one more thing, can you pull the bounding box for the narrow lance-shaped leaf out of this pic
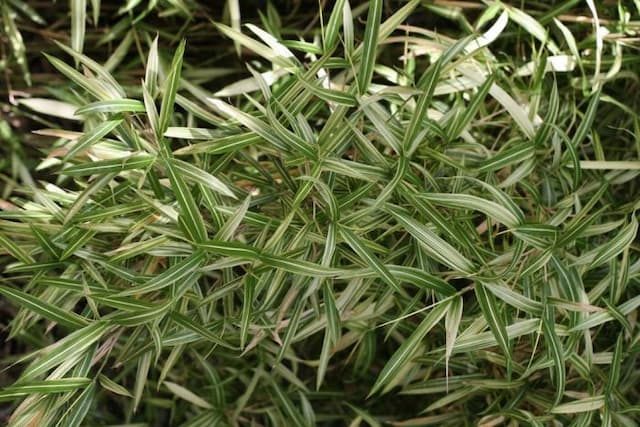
[52,40,124,96]
[117,250,206,296]
[542,304,565,406]
[477,142,535,173]
[62,154,155,176]
[21,322,109,381]
[170,312,234,349]
[30,226,62,259]
[404,59,442,154]
[571,88,601,149]
[240,275,255,349]
[54,381,96,427]
[164,381,212,409]
[323,0,346,51]
[339,227,403,294]
[445,296,463,388]
[213,22,295,69]
[387,206,475,274]
[534,78,559,146]
[158,39,186,141]
[420,193,521,228]
[133,351,152,413]
[145,35,159,96]
[475,282,512,378]
[71,0,86,59]
[356,0,382,95]
[0,232,34,264]
[550,396,605,414]
[271,381,307,427]
[163,158,208,243]
[0,286,89,329]
[108,300,172,326]
[448,74,495,140]
[98,374,132,398]
[75,99,146,115]
[590,215,637,268]
[0,378,91,402]
[63,119,122,162]
[370,299,451,395]
[171,158,236,199]
[43,53,111,100]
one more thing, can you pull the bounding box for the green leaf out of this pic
[213,22,295,69]
[542,304,565,406]
[475,282,511,377]
[0,286,89,329]
[98,374,132,397]
[570,87,601,150]
[550,396,605,414]
[444,296,463,381]
[0,232,34,264]
[158,39,186,139]
[62,154,155,176]
[356,0,382,94]
[387,206,475,274]
[0,378,91,402]
[171,158,236,199]
[339,227,403,294]
[170,312,233,349]
[477,142,535,173]
[296,75,357,107]
[30,226,62,259]
[71,0,86,58]
[370,299,451,395]
[403,59,442,153]
[448,74,495,141]
[163,158,208,243]
[117,250,206,296]
[323,0,346,51]
[260,253,343,277]
[271,382,307,427]
[75,99,146,115]
[63,119,122,161]
[144,35,159,96]
[164,381,213,409]
[21,322,109,381]
[240,274,255,349]
[419,193,521,228]
[55,381,96,427]
[590,215,637,268]
[199,240,261,259]
[173,132,261,156]
[108,300,172,326]
[133,351,152,413]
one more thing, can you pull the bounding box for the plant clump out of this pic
[0,1,639,426]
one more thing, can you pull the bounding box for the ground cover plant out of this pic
[1,0,640,425]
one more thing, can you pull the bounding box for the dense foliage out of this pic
[1,1,639,425]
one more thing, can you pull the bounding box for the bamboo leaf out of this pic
[370,299,451,395]
[164,381,212,409]
[63,119,122,161]
[164,157,208,243]
[75,99,146,115]
[475,282,512,377]
[0,286,89,329]
[550,396,605,414]
[356,0,382,95]
[339,227,403,293]
[0,378,91,402]
[158,39,186,139]
[21,322,109,381]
